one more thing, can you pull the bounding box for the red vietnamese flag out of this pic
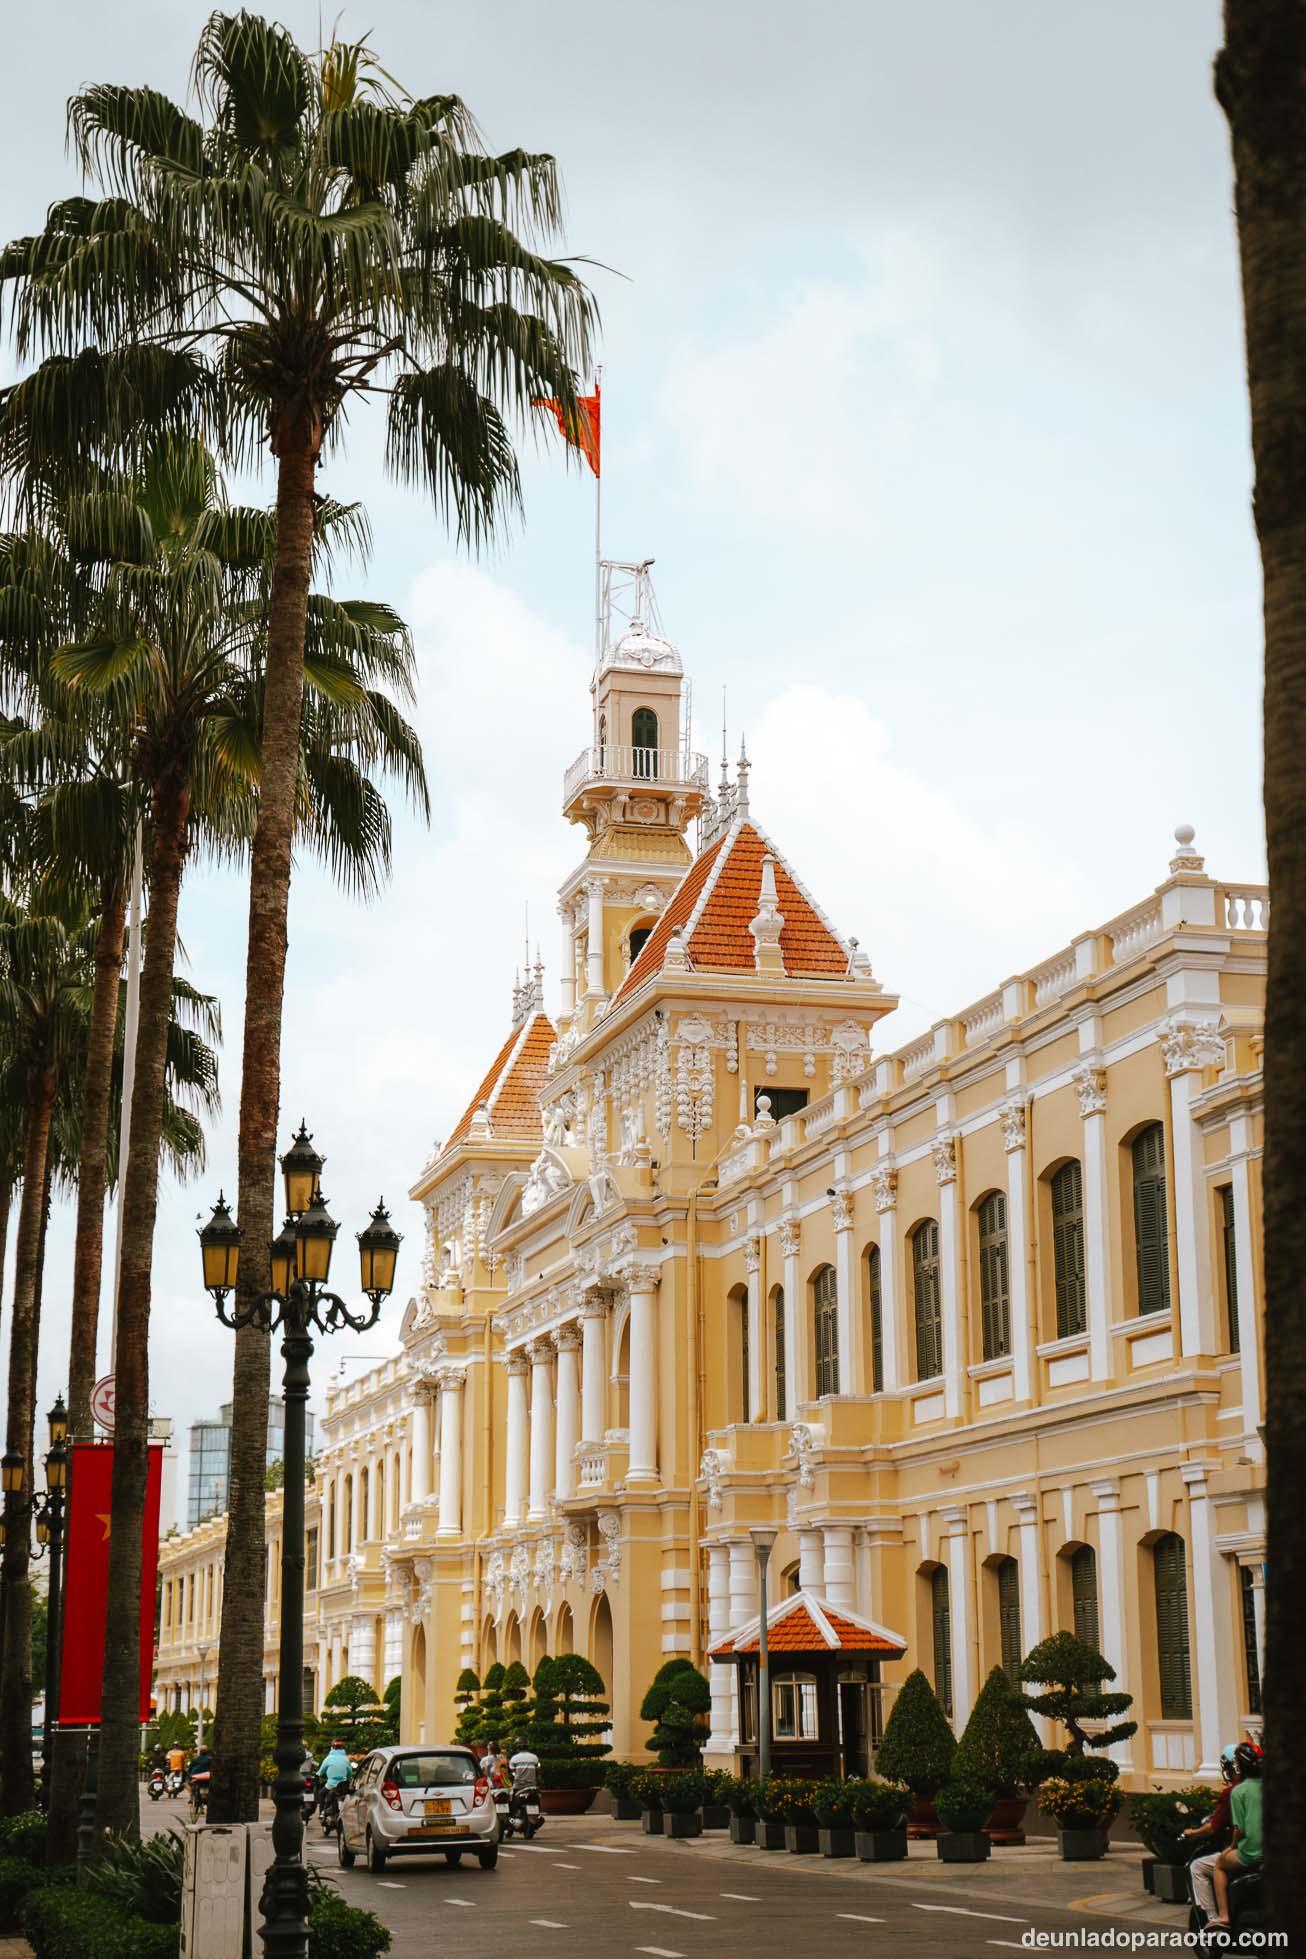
[533,382,600,476]
[59,1441,163,1724]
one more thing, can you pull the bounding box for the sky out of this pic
[0,0,1264,1517]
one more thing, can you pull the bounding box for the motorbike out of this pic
[301,1771,318,1827]
[505,1775,543,1840]
[147,1767,166,1802]
[1188,1863,1266,1953]
[165,1769,184,1798]
[318,1782,343,1837]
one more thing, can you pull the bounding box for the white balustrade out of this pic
[1222,887,1270,931]
[961,991,1003,1046]
[1031,948,1077,1008]
[1106,898,1164,965]
[563,744,710,802]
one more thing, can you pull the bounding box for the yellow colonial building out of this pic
[159,589,1267,1790]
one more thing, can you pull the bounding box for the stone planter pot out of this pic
[1058,1825,1108,1861]
[938,1831,992,1863]
[818,1826,856,1859]
[641,1809,665,1835]
[539,1787,597,1816]
[700,1804,730,1831]
[784,1823,820,1854]
[986,1795,1028,1845]
[664,1811,703,1838]
[612,1795,642,1821]
[756,1818,788,1850]
[1152,1863,1190,1905]
[855,1828,908,1862]
[728,1814,756,1844]
[907,1798,942,1840]
[1141,1856,1156,1894]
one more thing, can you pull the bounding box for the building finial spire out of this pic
[736,735,750,818]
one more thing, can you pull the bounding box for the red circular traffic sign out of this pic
[91,1374,116,1432]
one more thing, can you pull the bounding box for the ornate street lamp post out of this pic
[200,1124,400,1959]
[29,1398,70,1808]
[750,1527,777,1784]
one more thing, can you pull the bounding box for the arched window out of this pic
[632,707,658,775]
[912,1221,943,1382]
[1050,1161,1087,1337]
[1220,1185,1240,1353]
[1132,1124,1171,1315]
[813,1264,840,1397]
[867,1245,884,1393]
[774,1288,786,1420]
[1153,1533,1193,1720]
[628,924,652,964]
[996,1556,1022,1678]
[978,1191,1011,1360]
[930,1566,953,1714]
[1071,1545,1100,1648]
[730,1285,751,1423]
[597,713,607,764]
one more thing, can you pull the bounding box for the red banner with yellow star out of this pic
[58,1441,162,1723]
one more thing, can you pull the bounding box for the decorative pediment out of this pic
[521,1147,574,1218]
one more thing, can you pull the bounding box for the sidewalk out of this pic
[0,1936,34,1958]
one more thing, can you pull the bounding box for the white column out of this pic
[558,901,575,1017]
[1090,1479,1133,1771]
[585,876,607,997]
[504,1353,529,1528]
[1163,1019,1225,1356]
[1182,1462,1239,1776]
[780,1220,803,1408]
[798,1529,824,1592]
[1075,1066,1113,1380]
[943,1510,976,1727]
[1010,1493,1045,1652]
[384,1609,404,1682]
[854,1528,873,1616]
[872,1163,901,1391]
[579,1291,608,1442]
[706,1543,735,1752]
[349,1613,376,1684]
[554,1324,581,1501]
[528,1340,555,1519]
[436,1368,465,1538]
[626,1265,660,1484]
[823,1526,854,1607]
[744,1238,763,1419]
[935,1136,963,1419]
[409,1385,433,1504]
[1228,1120,1263,1447]
[728,1537,758,1630]
[369,1457,383,1540]
[1002,1102,1034,1400]
[347,1464,359,1554]
[832,1189,858,1394]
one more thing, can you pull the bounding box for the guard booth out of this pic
[711,1590,907,1781]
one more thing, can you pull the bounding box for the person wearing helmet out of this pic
[1193,1743,1263,1932]
[1183,1744,1241,1858]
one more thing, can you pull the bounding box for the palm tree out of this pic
[0,20,591,1816]
[1215,5,1306,1922]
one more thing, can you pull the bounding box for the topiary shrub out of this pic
[874,1669,956,1798]
[954,1665,1043,1797]
[21,1888,179,1959]
[639,1658,712,1766]
[500,1660,532,1743]
[529,1653,612,1774]
[935,1778,994,1833]
[453,1668,481,1746]
[1012,1633,1136,1758]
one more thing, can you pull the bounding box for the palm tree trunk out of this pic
[0,1181,11,1335]
[68,881,127,1440]
[95,772,190,1841]
[0,1058,57,1816]
[1215,6,1306,1932]
[211,434,319,1825]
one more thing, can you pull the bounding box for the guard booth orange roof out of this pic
[709,1588,907,1660]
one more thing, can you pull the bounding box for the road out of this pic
[144,1793,1164,1957]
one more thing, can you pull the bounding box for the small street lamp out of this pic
[199,1126,400,1959]
[30,1397,70,1809]
[750,1526,778,1784]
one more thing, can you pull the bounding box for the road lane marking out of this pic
[444,1898,476,1907]
[635,1948,684,1957]
[989,1944,1030,1951]
[530,1921,569,1929]
[554,1861,582,1869]
[913,1905,1029,1924]
[721,1893,762,1902]
[627,1875,661,1883]
[578,1841,636,1853]
[630,1902,716,1921]
[838,1914,886,1924]
[508,1843,552,1853]
[376,1881,406,1889]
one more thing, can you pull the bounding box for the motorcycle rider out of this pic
[1203,1743,1264,1934]
[317,1737,351,1830]
[186,1744,213,1818]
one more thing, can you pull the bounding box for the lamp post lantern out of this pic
[31,1397,70,1809]
[199,1130,399,1959]
[750,1526,778,1784]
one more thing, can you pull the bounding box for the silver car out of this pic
[337,1745,500,1873]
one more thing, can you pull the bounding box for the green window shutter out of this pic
[1221,1186,1240,1353]
[774,1289,786,1421]
[931,1566,953,1716]
[1051,1161,1087,1337]
[1239,1563,1262,1716]
[740,1294,751,1423]
[997,1557,1022,1679]
[913,1221,942,1382]
[978,1191,1011,1360]
[1154,1533,1193,1720]
[813,1264,840,1398]
[1071,1546,1100,1649]
[868,1246,884,1393]
[1132,1125,1171,1314]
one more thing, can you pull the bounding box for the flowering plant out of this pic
[1038,1776,1123,1829]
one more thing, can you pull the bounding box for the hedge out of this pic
[309,1887,392,1959]
[0,1811,47,1865]
[0,1856,58,1934]
[22,1888,179,1959]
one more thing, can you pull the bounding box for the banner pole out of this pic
[594,370,603,666]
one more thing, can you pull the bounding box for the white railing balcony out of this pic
[563,744,710,804]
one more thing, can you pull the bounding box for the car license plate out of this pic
[411,1821,456,1836]
[425,1799,452,1817]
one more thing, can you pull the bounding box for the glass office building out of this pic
[186,1396,315,1527]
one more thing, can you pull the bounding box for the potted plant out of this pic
[722,1775,761,1844]
[780,1779,820,1855]
[1039,1775,1123,1859]
[528,1653,612,1815]
[659,1770,709,1838]
[874,1669,956,1836]
[1130,1786,1218,1903]
[953,1666,1044,1843]
[603,1761,644,1822]
[633,1770,665,1835]
[700,1768,732,1831]
[935,1778,994,1862]
[812,1778,859,1859]
[640,1659,712,1766]
[851,1779,911,1862]
[753,1777,791,1850]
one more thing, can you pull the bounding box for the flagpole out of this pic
[594,370,603,666]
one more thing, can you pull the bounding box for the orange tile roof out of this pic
[442,1010,556,1155]
[709,1589,907,1660]
[613,820,849,1005]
